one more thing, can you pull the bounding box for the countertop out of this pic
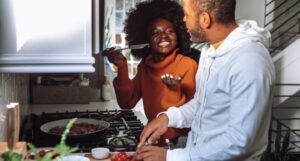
[28,99,147,125]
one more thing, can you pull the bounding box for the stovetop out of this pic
[20,109,144,152]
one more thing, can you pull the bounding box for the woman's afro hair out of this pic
[124,0,191,59]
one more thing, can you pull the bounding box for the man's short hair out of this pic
[191,0,236,24]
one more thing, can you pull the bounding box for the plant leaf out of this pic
[28,118,78,161]
[60,118,77,145]
[54,144,78,157]
[27,143,37,153]
[1,150,22,161]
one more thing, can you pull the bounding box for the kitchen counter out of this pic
[28,99,147,125]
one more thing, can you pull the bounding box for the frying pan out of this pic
[40,118,110,139]
[40,110,129,139]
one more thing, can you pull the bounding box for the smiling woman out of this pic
[101,0,198,147]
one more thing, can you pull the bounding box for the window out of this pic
[104,0,183,78]
[104,0,147,79]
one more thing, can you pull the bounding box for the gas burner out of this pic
[108,136,137,151]
[21,109,144,152]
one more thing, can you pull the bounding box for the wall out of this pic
[0,73,29,141]
[272,39,300,148]
[273,38,300,108]
[264,0,300,48]
[236,0,266,27]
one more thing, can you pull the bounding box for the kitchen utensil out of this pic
[115,43,149,52]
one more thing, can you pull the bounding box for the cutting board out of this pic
[84,153,111,161]
[84,152,135,161]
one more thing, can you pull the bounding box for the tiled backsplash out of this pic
[0,73,29,141]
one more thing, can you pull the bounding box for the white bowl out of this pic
[57,155,90,161]
[91,147,110,159]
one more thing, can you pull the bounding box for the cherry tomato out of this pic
[116,157,125,161]
[111,152,136,161]
[117,151,128,158]
[110,156,117,161]
[126,155,135,161]
[38,150,46,157]
[28,154,35,160]
[51,152,61,159]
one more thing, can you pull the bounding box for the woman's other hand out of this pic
[101,47,127,67]
[161,74,182,87]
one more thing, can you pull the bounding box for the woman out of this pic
[102,0,197,146]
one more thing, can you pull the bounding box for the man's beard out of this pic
[189,27,207,43]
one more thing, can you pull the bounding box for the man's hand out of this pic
[101,47,126,67]
[134,145,167,161]
[161,74,182,87]
[138,114,169,147]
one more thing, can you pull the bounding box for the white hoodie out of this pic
[163,20,275,161]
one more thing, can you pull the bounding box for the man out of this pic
[134,0,275,161]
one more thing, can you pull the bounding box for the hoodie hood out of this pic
[207,20,271,58]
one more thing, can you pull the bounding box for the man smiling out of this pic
[134,0,275,161]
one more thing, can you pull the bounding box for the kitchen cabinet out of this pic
[0,0,98,73]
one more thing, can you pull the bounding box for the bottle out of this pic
[102,75,112,101]
[36,76,42,85]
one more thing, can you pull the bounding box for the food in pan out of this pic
[48,122,103,135]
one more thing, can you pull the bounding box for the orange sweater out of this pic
[113,49,197,140]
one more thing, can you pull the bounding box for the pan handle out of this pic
[103,110,130,122]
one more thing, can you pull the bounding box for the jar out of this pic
[101,75,111,101]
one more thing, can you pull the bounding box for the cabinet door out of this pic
[0,0,95,73]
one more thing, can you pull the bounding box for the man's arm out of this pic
[138,97,200,147]
[167,51,275,161]
[164,98,200,128]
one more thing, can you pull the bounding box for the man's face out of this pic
[183,0,208,43]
